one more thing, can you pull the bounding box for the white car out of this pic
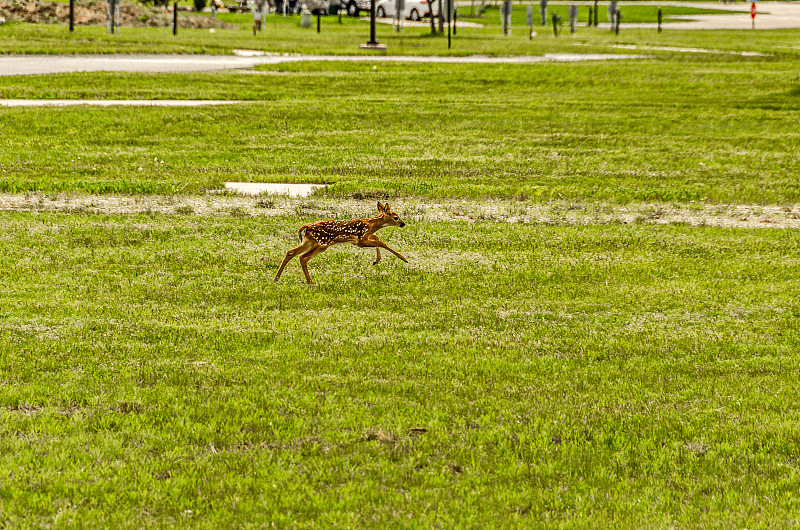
[375,0,432,21]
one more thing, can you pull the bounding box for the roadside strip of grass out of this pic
[1,12,799,56]
[1,207,799,526]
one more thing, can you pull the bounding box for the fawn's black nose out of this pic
[400,221,406,227]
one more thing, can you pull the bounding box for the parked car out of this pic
[375,0,431,20]
[273,0,328,14]
[344,0,371,16]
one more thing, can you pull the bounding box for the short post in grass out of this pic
[593,0,598,25]
[502,0,512,34]
[173,1,178,34]
[527,4,533,38]
[587,6,592,26]
[107,0,117,34]
[69,0,75,32]
[317,11,321,32]
[607,0,616,30]
[551,11,558,36]
[538,0,547,26]
[657,7,662,32]
[568,4,576,33]
[453,7,457,34]
[253,0,267,32]
[615,8,621,34]
[394,0,405,33]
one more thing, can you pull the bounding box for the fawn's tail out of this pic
[298,226,306,242]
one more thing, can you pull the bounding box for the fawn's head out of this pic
[377,202,405,227]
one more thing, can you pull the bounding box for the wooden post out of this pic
[173,1,178,35]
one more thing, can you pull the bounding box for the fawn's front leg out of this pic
[359,235,408,263]
[373,247,381,265]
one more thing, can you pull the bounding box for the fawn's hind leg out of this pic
[275,239,315,282]
[299,246,327,284]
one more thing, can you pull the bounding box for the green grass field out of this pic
[1,59,799,203]
[2,8,800,528]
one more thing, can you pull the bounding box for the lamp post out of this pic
[360,0,386,48]
[368,0,377,44]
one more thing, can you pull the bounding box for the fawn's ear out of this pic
[377,202,385,213]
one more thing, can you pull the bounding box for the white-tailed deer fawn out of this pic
[274,202,408,284]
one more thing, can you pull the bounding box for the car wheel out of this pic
[347,1,359,16]
[376,5,385,17]
[409,8,420,20]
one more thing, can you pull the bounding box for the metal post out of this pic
[173,1,178,35]
[607,0,616,31]
[447,0,451,47]
[453,7,456,34]
[368,0,377,44]
[569,4,576,33]
[317,12,321,32]
[657,8,662,32]
[69,0,75,32]
[552,11,557,36]
[107,0,115,34]
[593,0,598,26]
[615,8,620,34]
[588,6,592,26]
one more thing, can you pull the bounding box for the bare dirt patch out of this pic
[0,0,234,28]
[1,192,799,229]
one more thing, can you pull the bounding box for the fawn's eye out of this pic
[394,216,399,220]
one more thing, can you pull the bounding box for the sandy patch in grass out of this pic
[1,192,799,229]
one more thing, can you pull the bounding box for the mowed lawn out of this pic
[0,58,799,202]
[1,29,800,526]
[2,210,799,526]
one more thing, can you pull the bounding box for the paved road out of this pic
[627,1,800,30]
[0,53,647,76]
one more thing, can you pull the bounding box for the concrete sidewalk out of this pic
[0,53,647,77]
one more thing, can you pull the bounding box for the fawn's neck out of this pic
[365,215,387,234]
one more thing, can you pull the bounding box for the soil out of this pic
[1,192,799,229]
[0,0,235,28]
